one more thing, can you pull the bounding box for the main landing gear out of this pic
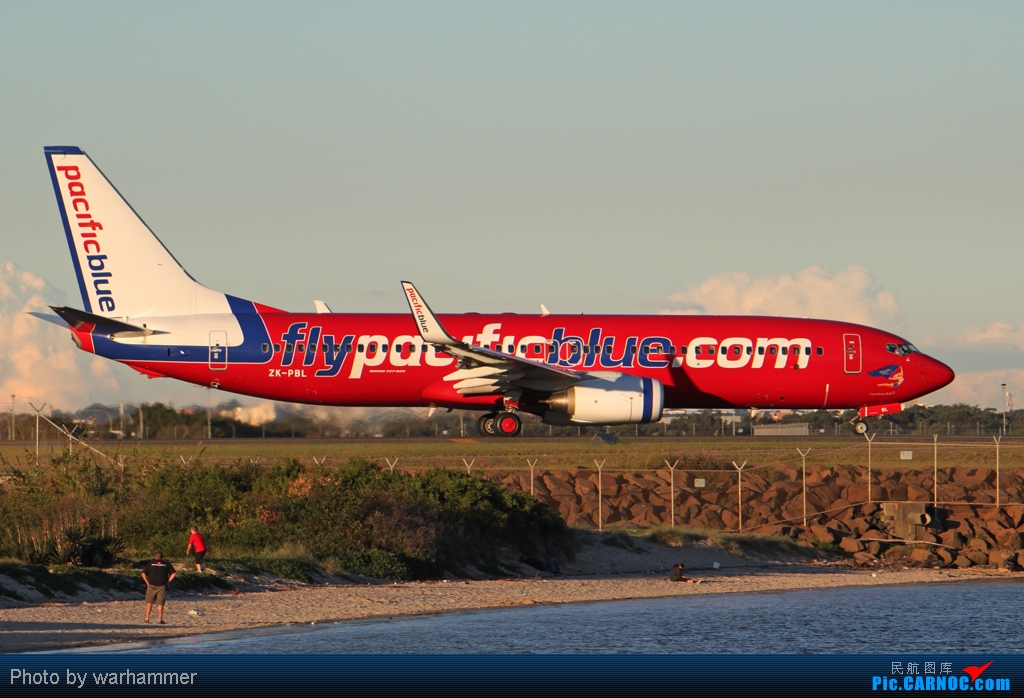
[478,412,522,437]
[851,420,868,435]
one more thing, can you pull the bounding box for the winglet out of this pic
[540,304,550,317]
[401,281,457,345]
[313,300,332,314]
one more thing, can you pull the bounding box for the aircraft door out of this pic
[843,333,861,374]
[209,330,228,371]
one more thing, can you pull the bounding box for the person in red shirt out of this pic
[186,527,208,572]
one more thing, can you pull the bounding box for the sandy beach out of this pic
[1,534,1014,653]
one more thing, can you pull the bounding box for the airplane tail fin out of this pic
[44,146,228,319]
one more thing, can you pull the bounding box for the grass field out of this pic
[2,435,1021,474]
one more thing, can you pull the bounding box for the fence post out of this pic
[732,460,747,532]
[595,459,606,531]
[463,458,475,474]
[933,435,938,509]
[797,448,810,526]
[30,402,46,467]
[527,458,538,497]
[994,435,1001,508]
[864,433,875,503]
[385,457,399,473]
[665,460,678,528]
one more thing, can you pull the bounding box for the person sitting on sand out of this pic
[186,526,207,573]
[668,562,701,584]
[142,551,176,624]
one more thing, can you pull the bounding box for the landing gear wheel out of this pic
[853,421,868,435]
[478,413,498,437]
[494,412,522,437]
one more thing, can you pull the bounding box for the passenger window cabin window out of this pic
[368,343,376,352]
[758,346,764,355]
[804,346,811,356]
[534,344,541,353]
[286,343,294,353]
[261,343,269,353]
[781,347,787,355]
[381,344,388,353]
[745,346,752,355]
[816,346,823,356]
[333,345,340,353]
[769,347,777,355]
[519,345,526,353]
[506,345,513,353]
[583,346,590,354]
[357,344,365,352]
[732,346,741,355]
[274,343,281,352]
[695,346,701,355]
[297,343,305,353]
[680,346,687,354]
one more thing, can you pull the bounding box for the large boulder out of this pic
[809,525,836,544]
[995,529,1022,550]
[968,537,991,552]
[939,530,966,550]
[987,549,1016,566]
[910,548,939,563]
[840,537,865,553]
[963,549,989,566]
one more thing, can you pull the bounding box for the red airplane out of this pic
[39,146,954,436]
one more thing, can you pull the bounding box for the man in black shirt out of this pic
[141,552,176,624]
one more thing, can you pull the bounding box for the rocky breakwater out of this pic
[491,465,1024,570]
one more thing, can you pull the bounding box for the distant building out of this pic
[753,423,810,437]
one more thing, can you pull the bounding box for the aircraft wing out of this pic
[401,281,580,397]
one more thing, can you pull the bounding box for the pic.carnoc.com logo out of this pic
[873,660,1009,691]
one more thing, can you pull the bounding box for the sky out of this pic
[1,2,1023,413]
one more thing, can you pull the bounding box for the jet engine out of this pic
[543,374,664,425]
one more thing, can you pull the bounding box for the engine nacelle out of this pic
[543,374,664,426]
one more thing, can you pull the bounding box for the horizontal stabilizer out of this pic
[50,306,156,338]
[26,311,70,328]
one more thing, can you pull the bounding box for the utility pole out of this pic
[10,395,14,441]
[999,382,1007,431]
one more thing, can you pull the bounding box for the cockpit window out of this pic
[886,342,920,356]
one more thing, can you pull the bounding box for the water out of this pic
[91,580,1024,654]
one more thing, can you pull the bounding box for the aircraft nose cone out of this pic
[926,357,955,392]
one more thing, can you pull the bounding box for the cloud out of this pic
[924,369,1023,410]
[0,262,120,410]
[958,322,1024,351]
[662,265,903,330]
